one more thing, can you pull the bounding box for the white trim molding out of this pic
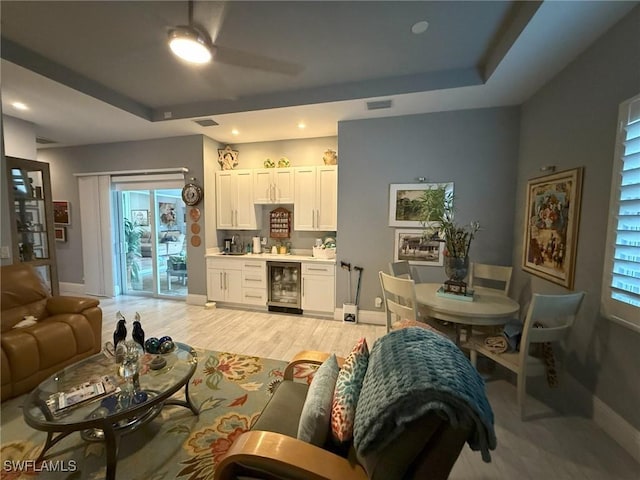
[566,375,640,463]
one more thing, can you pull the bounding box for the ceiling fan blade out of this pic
[192,0,227,45]
[213,45,304,76]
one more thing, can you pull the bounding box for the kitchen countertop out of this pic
[205,251,336,264]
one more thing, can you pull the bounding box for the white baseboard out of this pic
[333,307,386,326]
[187,294,208,306]
[566,375,640,463]
[59,282,86,296]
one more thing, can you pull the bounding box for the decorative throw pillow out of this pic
[297,354,340,446]
[330,337,369,443]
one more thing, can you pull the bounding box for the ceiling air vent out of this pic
[193,118,218,127]
[366,99,393,111]
[36,137,57,144]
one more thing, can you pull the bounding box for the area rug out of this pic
[0,348,317,480]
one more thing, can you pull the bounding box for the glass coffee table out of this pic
[23,342,198,480]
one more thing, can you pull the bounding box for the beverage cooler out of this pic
[267,262,302,314]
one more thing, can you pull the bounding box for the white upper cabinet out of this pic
[253,168,294,204]
[293,166,337,231]
[216,170,261,230]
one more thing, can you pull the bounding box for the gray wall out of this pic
[512,6,640,429]
[337,107,520,310]
[37,135,207,295]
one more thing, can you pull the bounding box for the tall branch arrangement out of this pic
[418,187,480,259]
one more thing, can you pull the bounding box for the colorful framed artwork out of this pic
[394,229,444,266]
[388,182,453,227]
[522,167,584,289]
[131,209,149,226]
[53,201,71,225]
[54,226,67,242]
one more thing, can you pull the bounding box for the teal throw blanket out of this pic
[353,327,497,462]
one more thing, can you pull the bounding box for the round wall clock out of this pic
[182,183,203,206]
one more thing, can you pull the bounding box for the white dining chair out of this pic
[379,271,455,340]
[465,291,585,419]
[388,260,412,280]
[468,262,513,296]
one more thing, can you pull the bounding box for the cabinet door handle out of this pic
[307,267,327,271]
[225,272,228,290]
[219,272,223,290]
[271,184,276,202]
[302,278,305,297]
[245,294,262,299]
[316,209,320,228]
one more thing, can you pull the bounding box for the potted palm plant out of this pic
[419,187,480,283]
[124,218,142,288]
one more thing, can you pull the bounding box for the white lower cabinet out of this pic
[301,263,335,313]
[208,257,333,312]
[241,261,267,306]
[207,259,243,303]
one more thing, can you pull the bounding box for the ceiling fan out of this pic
[167,0,303,76]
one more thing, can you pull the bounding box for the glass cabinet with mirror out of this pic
[6,156,59,295]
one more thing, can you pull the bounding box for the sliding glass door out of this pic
[118,188,187,298]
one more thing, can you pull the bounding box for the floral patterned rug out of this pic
[0,348,316,480]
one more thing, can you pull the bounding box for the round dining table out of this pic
[414,283,520,345]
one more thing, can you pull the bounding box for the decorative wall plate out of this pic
[189,207,201,222]
[191,235,201,247]
[182,183,203,206]
[190,223,201,234]
[218,145,239,170]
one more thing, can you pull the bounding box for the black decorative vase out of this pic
[444,256,469,283]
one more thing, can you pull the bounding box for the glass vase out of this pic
[444,256,469,282]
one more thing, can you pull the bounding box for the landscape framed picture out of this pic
[53,201,71,225]
[394,229,444,266]
[522,167,584,289]
[388,182,453,227]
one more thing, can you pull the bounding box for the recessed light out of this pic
[12,102,28,111]
[298,122,306,129]
[231,129,239,135]
[411,20,429,35]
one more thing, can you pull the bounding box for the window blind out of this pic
[602,94,640,331]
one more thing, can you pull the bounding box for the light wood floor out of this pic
[98,295,639,479]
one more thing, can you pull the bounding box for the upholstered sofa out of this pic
[216,327,496,480]
[1,264,103,401]
[140,228,185,257]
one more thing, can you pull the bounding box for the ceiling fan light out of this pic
[168,27,212,64]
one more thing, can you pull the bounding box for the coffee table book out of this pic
[436,286,475,302]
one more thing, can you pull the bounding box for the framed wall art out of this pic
[131,209,149,226]
[159,202,176,226]
[394,229,444,266]
[388,182,453,227]
[522,167,584,289]
[53,200,71,225]
[54,226,67,242]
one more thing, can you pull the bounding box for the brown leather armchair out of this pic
[1,264,102,401]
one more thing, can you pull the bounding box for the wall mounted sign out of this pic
[269,207,291,238]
